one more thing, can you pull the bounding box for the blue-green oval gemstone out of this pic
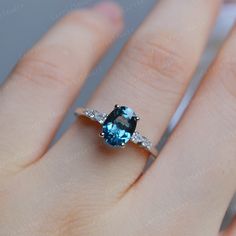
[102,106,137,147]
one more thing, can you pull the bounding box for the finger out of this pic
[37,0,222,213]
[220,216,236,236]
[127,25,236,236]
[0,2,123,176]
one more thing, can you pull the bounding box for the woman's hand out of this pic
[0,1,236,235]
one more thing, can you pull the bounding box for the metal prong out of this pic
[114,104,120,108]
[135,116,140,121]
[99,132,105,138]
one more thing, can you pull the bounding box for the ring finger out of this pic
[36,0,222,215]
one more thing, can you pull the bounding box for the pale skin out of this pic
[0,0,236,235]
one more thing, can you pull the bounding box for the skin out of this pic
[0,0,235,235]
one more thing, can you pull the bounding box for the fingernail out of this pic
[93,1,123,24]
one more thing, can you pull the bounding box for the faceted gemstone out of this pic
[93,110,107,124]
[102,106,137,147]
[131,131,152,150]
[84,109,95,118]
[84,109,107,124]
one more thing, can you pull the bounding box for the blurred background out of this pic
[0,0,236,229]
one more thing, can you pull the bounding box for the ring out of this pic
[74,105,158,159]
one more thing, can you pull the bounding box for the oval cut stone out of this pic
[102,106,137,147]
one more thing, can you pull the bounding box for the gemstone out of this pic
[93,110,107,124]
[84,109,95,118]
[141,137,152,150]
[84,109,107,124]
[102,106,137,147]
[131,131,152,150]
[131,131,143,144]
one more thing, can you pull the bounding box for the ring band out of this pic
[74,105,158,159]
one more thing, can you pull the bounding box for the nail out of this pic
[93,1,123,24]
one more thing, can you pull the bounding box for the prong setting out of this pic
[75,107,157,157]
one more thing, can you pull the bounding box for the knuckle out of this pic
[122,35,189,99]
[126,35,190,84]
[13,46,76,88]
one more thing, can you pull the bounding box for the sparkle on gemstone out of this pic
[102,106,137,147]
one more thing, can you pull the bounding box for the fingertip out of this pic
[92,1,124,29]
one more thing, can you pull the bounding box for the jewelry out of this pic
[75,105,158,158]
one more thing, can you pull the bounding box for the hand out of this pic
[0,1,236,235]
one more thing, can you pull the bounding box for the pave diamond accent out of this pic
[84,109,107,124]
[131,131,152,150]
[75,107,157,157]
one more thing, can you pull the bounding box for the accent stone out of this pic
[84,109,107,124]
[93,110,107,124]
[131,131,152,150]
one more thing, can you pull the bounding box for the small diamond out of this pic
[93,110,107,124]
[84,109,95,118]
[141,137,152,150]
[132,131,152,150]
[131,131,143,144]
